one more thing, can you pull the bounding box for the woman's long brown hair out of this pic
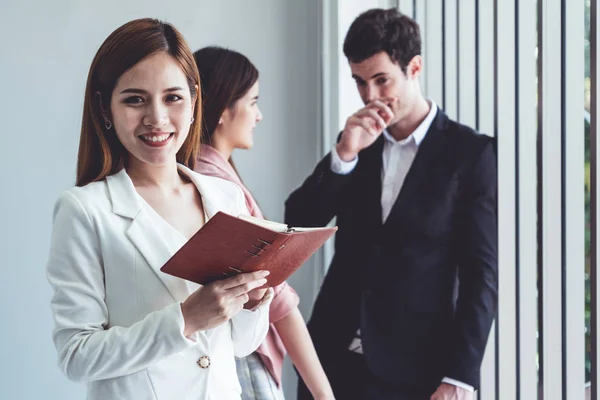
[76,18,202,186]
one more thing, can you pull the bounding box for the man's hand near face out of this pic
[335,97,397,162]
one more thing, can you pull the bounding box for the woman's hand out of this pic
[247,287,268,301]
[181,270,270,336]
[244,286,271,309]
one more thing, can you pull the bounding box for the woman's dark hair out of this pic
[343,8,421,73]
[193,46,259,145]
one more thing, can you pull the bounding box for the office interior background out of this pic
[0,0,597,398]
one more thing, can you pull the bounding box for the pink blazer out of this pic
[194,145,299,386]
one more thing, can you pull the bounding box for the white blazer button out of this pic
[197,356,210,369]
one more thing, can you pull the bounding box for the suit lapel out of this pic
[126,211,189,301]
[106,168,187,302]
[383,111,450,229]
[360,136,385,234]
[178,164,243,219]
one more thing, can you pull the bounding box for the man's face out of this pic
[349,51,421,124]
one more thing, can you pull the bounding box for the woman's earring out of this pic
[104,120,112,130]
[191,117,195,123]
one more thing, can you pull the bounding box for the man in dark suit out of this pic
[286,8,497,400]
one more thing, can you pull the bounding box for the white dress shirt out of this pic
[330,101,474,392]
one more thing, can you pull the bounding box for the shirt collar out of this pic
[382,100,438,147]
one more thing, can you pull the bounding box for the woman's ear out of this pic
[219,108,230,126]
[192,84,199,115]
[95,91,111,123]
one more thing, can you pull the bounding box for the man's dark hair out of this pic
[343,8,421,73]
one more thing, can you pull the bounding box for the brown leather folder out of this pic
[160,211,337,287]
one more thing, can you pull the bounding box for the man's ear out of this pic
[95,91,111,122]
[407,55,423,79]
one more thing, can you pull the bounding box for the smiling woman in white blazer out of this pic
[46,19,273,400]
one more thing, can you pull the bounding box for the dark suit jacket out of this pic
[285,110,498,393]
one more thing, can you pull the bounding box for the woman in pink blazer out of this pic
[192,46,334,400]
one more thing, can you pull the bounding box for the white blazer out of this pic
[47,165,271,400]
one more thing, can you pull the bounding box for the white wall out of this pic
[0,1,321,399]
